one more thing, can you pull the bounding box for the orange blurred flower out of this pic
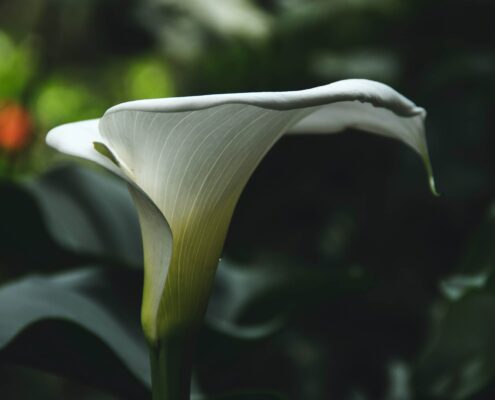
[0,102,32,152]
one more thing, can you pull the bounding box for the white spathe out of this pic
[46,79,435,343]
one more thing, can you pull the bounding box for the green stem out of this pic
[149,327,197,400]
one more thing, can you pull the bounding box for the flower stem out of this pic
[149,327,196,400]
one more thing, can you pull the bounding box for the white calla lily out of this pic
[47,79,435,399]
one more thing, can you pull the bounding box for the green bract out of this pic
[46,79,435,397]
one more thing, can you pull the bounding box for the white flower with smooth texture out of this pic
[46,79,436,344]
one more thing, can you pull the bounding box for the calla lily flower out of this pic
[46,79,435,399]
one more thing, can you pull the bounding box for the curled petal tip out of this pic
[423,154,439,197]
[429,175,440,197]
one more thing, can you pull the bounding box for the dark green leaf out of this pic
[192,392,286,400]
[208,257,369,335]
[26,165,143,267]
[415,205,495,399]
[415,287,495,399]
[0,267,150,399]
[0,164,143,272]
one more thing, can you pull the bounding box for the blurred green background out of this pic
[0,0,495,399]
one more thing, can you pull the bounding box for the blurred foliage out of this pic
[0,0,495,399]
[0,32,35,100]
[33,79,106,129]
[122,57,175,100]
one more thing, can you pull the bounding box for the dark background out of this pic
[0,0,494,399]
